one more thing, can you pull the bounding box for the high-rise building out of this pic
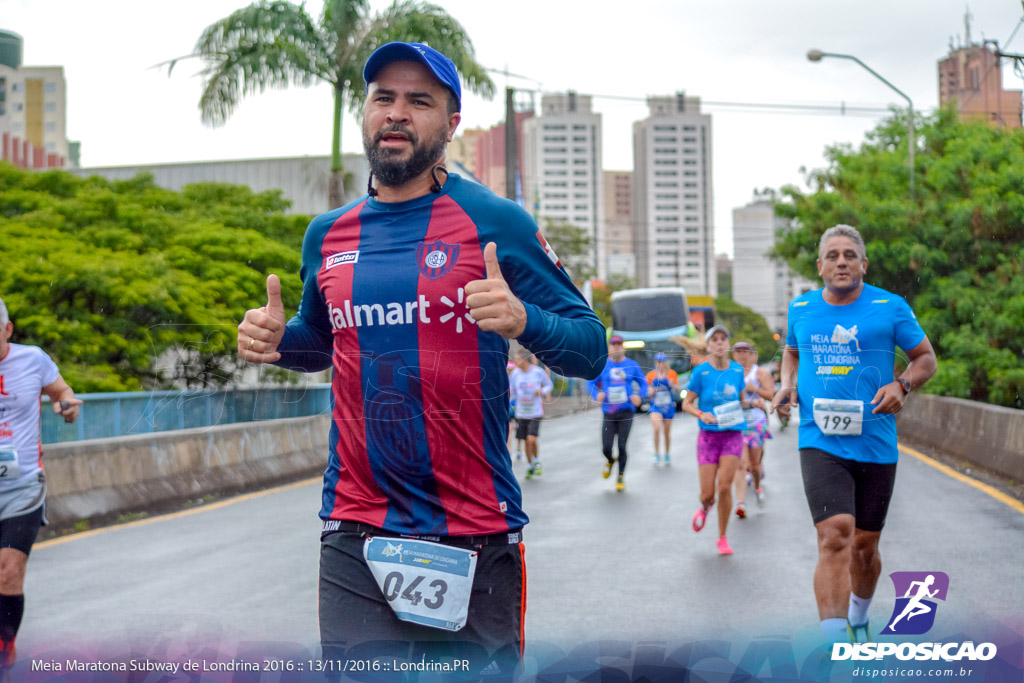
[448,128,486,178]
[0,30,71,168]
[937,11,1022,127]
[522,92,605,279]
[603,170,634,279]
[632,94,715,295]
[475,110,533,199]
[731,194,814,334]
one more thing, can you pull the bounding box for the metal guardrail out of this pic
[40,384,331,444]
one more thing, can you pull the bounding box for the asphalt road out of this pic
[17,407,1024,677]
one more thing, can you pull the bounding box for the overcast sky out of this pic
[5,0,1023,257]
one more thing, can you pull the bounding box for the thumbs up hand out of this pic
[465,242,527,339]
[238,274,287,363]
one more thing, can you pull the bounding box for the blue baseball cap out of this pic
[363,42,462,111]
[654,353,668,361]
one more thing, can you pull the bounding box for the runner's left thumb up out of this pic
[266,274,284,318]
[484,242,505,281]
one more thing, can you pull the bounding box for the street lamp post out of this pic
[807,49,915,199]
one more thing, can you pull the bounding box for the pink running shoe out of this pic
[692,505,710,532]
[716,537,734,555]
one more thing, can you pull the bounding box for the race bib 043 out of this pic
[363,537,478,632]
[813,398,863,436]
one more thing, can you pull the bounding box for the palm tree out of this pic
[177,0,494,209]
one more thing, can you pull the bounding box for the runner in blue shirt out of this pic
[683,325,748,555]
[588,336,647,492]
[770,224,936,644]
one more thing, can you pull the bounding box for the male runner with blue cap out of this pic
[238,42,606,676]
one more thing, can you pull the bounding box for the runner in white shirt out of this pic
[0,297,81,667]
[509,352,553,479]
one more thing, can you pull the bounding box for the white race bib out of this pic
[0,447,19,480]
[743,409,758,423]
[713,401,744,428]
[363,536,478,632]
[654,389,672,407]
[517,397,536,415]
[813,398,863,436]
[607,386,628,405]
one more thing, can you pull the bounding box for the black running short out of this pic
[319,523,526,679]
[800,448,897,532]
[0,504,45,555]
[515,418,541,440]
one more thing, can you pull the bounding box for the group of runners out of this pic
[1,40,939,676]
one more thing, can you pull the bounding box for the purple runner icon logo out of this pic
[880,571,949,635]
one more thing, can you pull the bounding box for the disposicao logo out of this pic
[882,571,948,636]
[832,571,998,662]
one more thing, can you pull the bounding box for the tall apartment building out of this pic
[474,111,533,199]
[632,94,715,295]
[447,128,486,178]
[937,12,1022,127]
[731,195,814,334]
[0,30,71,168]
[603,170,635,279]
[522,92,605,279]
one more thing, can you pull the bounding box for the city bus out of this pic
[609,286,697,382]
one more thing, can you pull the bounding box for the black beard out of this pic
[363,124,448,188]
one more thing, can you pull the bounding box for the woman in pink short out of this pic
[682,325,749,555]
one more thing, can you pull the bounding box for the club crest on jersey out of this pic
[417,240,460,280]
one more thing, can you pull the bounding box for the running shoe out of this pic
[756,487,766,506]
[615,474,625,492]
[516,450,523,460]
[652,453,661,465]
[0,639,15,667]
[849,622,871,644]
[692,504,710,532]
[532,461,543,476]
[735,501,747,519]
[716,537,734,555]
[602,458,617,479]
[525,463,534,480]
[664,453,671,466]
[746,472,753,487]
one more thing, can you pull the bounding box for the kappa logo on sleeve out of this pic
[325,251,360,269]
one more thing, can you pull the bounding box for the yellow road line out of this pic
[35,476,321,549]
[898,443,1024,515]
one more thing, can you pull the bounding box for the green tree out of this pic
[773,107,1024,407]
[713,296,779,362]
[0,164,304,391]
[540,218,595,283]
[590,273,638,329]
[177,0,494,209]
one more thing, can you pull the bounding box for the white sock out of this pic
[820,617,850,643]
[848,593,872,626]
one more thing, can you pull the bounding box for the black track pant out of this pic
[602,408,634,475]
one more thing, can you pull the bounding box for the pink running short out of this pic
[697,429,744,465]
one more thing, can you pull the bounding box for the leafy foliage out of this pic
[590,274,639,329]
[714,296,780,362]
[0,164,305,391]
[773,108,1024,407]
[540,218,595,283]
[185,0,494,206]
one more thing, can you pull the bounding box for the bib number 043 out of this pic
[363,536,478,632]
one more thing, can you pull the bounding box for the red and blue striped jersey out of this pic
[276,175,606,536]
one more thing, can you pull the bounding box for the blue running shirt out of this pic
[786,284,925,464]
[587,359,648,413]
[686,361,748,432]
[274,175,606,536]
